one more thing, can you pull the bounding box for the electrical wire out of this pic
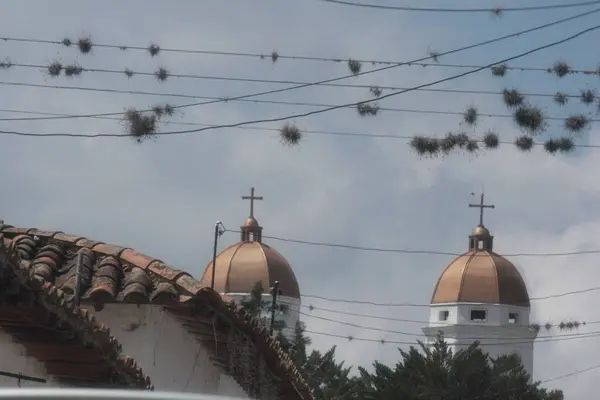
[300,284,600,307]
[1,98,597,123]
[0,24,597,139]
[0,7,596,121]
[318,0,600,12]
[280,301,600,329]
[0,79,591,104]
[224,229,600,259]
[281,325,600,346]
[292,308,598,341]
[0,60,597,91]
[2,107,600,150]
[1,6,598,65]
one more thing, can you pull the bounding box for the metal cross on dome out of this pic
[242,187,263,218]
[469,192,495,226]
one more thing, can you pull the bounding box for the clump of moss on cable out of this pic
[124,104,176,143]
[515,136,534,152]
[491,64,507,77]
[551,61,570,78]
[513,105,547,135]
[463,107,478,126]
[348,59,362,75]
[77,35,93,54]
[357,103,380,117]
[503,89,524,108]
[279,122,302,146]
[564,114,590,134]
[553,92,569,106]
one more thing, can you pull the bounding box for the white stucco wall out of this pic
[87,304,248,396]
[0,330,63,388]
[0,304,253,396]
[423,302,536,379]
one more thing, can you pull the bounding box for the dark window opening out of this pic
[470,309,487,321]
[438,310,449,321]
[509,312,518,324]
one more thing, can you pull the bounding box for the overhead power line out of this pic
[293,308,597,341]
[1,99,598,124]
[283,325,600,346]
[0,23,597,140]
[0,7,595,121]
[223,230,600,258]
[1,108,600,149]
[0,79,592,104]
[283,303,600,329]
[2,108,600,152]
[318,0,600,12]
[1,60,598,86]
[300,284,600,308]
[2,6,598,66]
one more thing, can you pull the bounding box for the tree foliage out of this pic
[351,335,563,400]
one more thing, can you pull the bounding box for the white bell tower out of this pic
[422,194,537,378]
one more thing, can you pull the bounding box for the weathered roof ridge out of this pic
[0,224,313,400]
[0,233,152,388]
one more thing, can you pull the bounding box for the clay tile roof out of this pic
[0,224,313,400]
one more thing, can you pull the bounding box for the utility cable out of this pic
[0,79,592,104]
[278,301,599,329]
[0,99,597,123]
[292,308,597,341]
[281,325,600,346]
[2,108,600,149]
[1,6,598,64]
[223,229,600,259]
[0,8,596,121]
[300,284,600,307]
[0,24,597,139]
[318,0,600,12]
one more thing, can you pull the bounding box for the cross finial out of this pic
[469,192,495,226]
[242,187,263,218]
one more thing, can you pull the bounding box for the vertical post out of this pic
[269,281,280,336]
[74,251,83,306]
[210,221,222,291]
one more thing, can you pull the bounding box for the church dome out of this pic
[201,241,300,299]
[431,223,530,308]
[201,187,300,299]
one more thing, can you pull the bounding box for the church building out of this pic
[422,194,537,378]
[0,208,312,399]
[200,188,301,342]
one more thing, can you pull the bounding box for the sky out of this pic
[0,0,600,397]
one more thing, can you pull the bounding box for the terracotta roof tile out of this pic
[0,225,313,400]
[0,248,152,388]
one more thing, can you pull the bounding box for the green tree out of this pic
[352,335,564,400]
[280,321,356,400]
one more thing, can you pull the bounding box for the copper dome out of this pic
[431,251,530,307]
[431,226,530,307]
[201,241,301,299]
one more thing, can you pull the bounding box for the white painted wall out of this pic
[223,293,300,342]
[422,302,536,379]
[0,330,61,388]
[0,305,250,395]
[86,304,248,397]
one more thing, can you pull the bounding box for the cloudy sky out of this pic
[1,0,600,397]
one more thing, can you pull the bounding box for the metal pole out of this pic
[210,221,222,291]
[269,281,280,336]
[74,251,83,306]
